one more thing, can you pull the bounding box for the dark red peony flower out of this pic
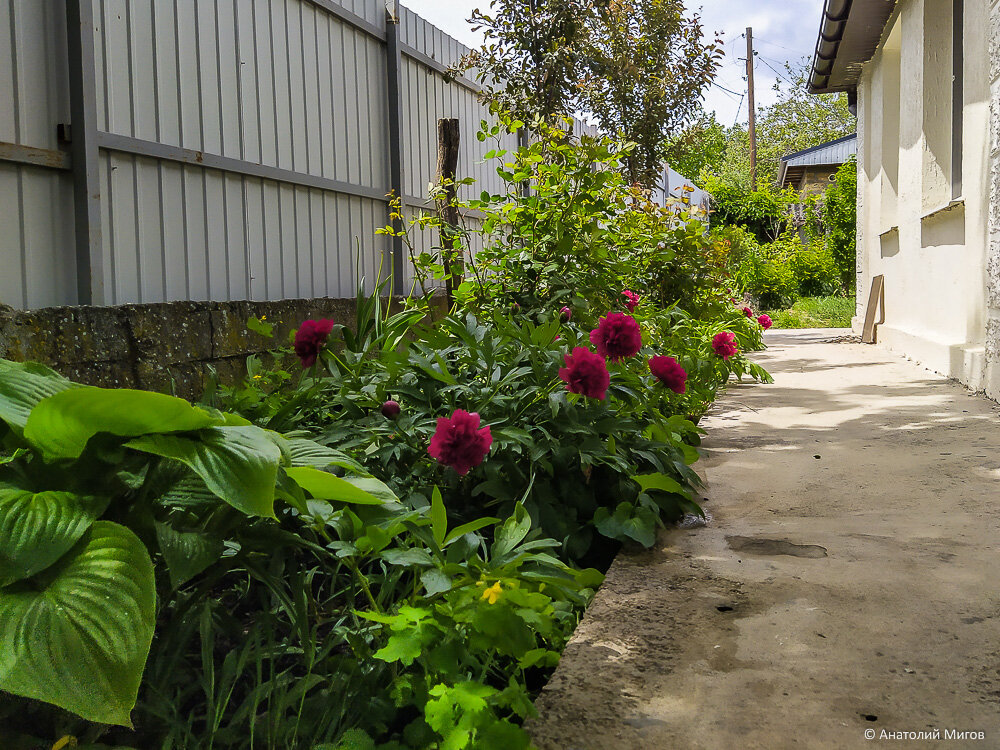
[648,355,687,394]
[743,306,754,319]
[758,314,773,330]
[381,400,401,418]
[622,289,640,312]
[294,319,335,367]
[427,409,493,475]
[558,347,610,400]
[589,312,642,362]
[712,331,738,360]
[559,306,572,322]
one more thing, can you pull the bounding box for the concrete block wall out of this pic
[0,297,375,401]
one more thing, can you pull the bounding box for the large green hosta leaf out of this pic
[127,426,280,518]
[0,359,78,434]
[0,521,156,727]
[24,387,222,459]
[0,489,108,586]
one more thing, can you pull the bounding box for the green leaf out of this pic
[127,426,280,518]
[246,316,274,338]
[420,568,452,596]
[593,503,657,547]
[380,548,435,567]
[284,437,367,473]
[0,521,156,727]
[0,359,78,434]
[285,466,393,506]
[492,502,531,559]
[632,472,687,497]
[430,486,447,547]
[0,488,107,586]
[374,630,423,666]
[443,516,500,546]
[154,522,224,588]
[25,387,222,459]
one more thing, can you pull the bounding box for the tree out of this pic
[462,0,593,122]
[582,1,723,184]
[664,111,730,183]
[461,0,722,183]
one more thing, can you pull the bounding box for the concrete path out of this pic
[529,329,1000,749]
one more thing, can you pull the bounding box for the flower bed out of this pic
[0,122,771,749]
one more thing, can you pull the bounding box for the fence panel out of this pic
[0,0,624,311]
[0,0,76,310]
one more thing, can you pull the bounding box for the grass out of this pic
[765,296,855,329]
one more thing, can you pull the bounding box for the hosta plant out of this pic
[0,358,390,729]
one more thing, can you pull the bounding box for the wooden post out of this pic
[385,1,405,294]
[437,118,461,308]
[746,27,758,191]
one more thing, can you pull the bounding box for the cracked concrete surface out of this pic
[529,329,1000,749]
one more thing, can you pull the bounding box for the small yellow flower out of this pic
[252,374,263,380]
[260,315,267,321]
[481,581,503,604]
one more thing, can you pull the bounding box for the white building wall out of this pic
[856,0,993,392]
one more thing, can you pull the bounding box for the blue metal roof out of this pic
[782,133,857,168]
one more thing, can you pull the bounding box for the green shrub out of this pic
[790,242,840,297]
[825,157,857,290]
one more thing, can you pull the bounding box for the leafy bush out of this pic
[825,157,857,290]
[790,242,840,297]
[701,173,798,243]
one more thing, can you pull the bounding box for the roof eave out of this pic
[808,0,897,94]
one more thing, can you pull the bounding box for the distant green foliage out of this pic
[825,157,857,290]
[764,296,855,329]
[702,174,798,243]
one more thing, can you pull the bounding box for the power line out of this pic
[753,35,802,54]
[712,81,743,98]
[757,55,795,87]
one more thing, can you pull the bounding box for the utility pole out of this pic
[746,26,758,191]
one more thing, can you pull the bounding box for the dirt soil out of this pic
[528,329,1000,749]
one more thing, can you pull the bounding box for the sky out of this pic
[400,0,827,126]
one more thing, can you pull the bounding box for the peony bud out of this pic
[381,400,401,418]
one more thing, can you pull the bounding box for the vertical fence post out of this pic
[65,0,104,305]
[384,1,405,295]
[436,118,460,308]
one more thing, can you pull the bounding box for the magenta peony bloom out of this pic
[742,306,754,319]
[558,347,610,400]
[648,355,687,394]
[712,331,738,360]
[381,400,401,418]
[294,319,335,367]
[622,289,640,312]
[427,409,493,475]
[589,312,642,362]
[758,314,773,330]
[559,306,572,322]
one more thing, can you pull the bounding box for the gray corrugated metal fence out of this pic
[0,0,532,309]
